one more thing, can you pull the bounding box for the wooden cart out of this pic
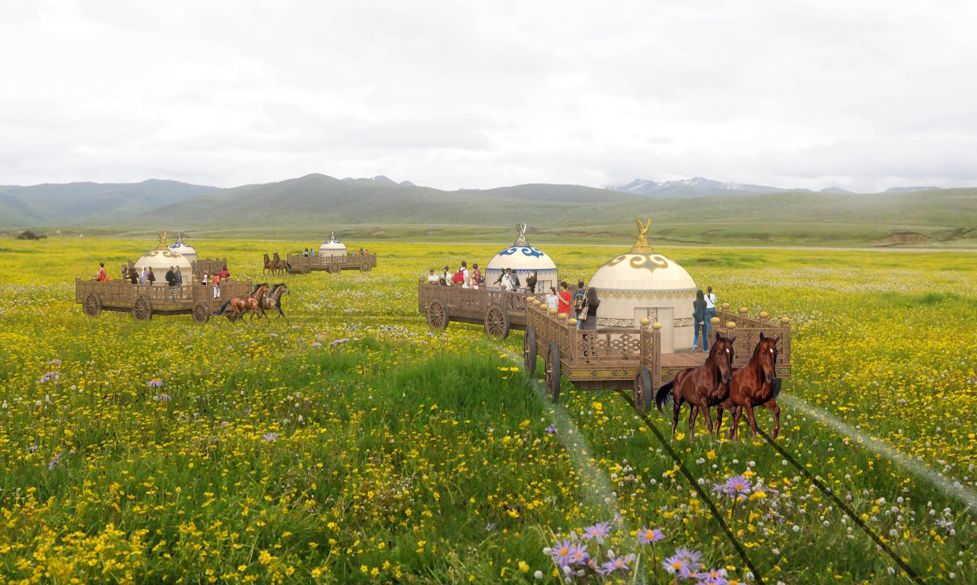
[75,278,252,323]
[418,281,531,340]
[523,299,791,414]
[285,253,377,274]
[191,258,227,280]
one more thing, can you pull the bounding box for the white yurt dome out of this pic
[134,248,193,286]
[167,233,197,263]
[588,218,697,352]
[486,223,558,291]
[318,231,347,258]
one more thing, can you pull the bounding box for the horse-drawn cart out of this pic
[75,278,252,323]
[523,299,791,414]
[286,253,377,274]
[418,282,531,340]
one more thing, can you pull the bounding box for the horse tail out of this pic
[215,300,230,315]
[655,380,674,414]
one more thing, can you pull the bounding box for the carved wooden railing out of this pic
[417,280,527,317]
[75,278,252,306]
[714,303,792,377]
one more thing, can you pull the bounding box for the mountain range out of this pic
[1,174,974,246]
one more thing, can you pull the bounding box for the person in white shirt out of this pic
[706,286,718,320]
[427,269,439,285]
[545,287,559,310]
[441,265,452,286]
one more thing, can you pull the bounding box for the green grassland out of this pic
[0,237,975,584]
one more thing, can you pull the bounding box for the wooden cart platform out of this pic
[75,278,252,323]
[286,253,377,274]
[418,281,529,339]
[523,299,791,414]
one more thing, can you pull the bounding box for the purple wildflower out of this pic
[697,568,729,585]
[48,451,62,470]
[598,552,635,575]
[663,547,703,577]
[39,372,60,384]
[152,393,171,402]
[147,379,164,389]
[262,432,278,442]
[545,425,557,434]
[582,521,612,543]
[549,539,576,567]
[637,526,665,544]
[567,543,590,566]
[713,474,752,500]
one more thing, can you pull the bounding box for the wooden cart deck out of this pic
[418,281,529,339]
[523,298,791,413]
[75,278,252,322]
[286,254,377,274]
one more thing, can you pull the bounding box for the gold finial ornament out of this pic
[630,216,653,253]
[639,317,650,326]
[156,228,168,250]
[652,321,663,330]
[514,222,528,246]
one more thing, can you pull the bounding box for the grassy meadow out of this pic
[0,236,975,584]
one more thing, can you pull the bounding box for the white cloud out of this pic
[0,0,975,192]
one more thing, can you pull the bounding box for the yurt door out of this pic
[634,306,674,352]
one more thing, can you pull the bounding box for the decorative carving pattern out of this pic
[496,245,545,258]
[673,317,694,327]
[597,317,635,328]
[595,288,696,300]
[604,253,669,273]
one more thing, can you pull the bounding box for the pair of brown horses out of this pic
[263,253,290,275]
[654,332,781,441]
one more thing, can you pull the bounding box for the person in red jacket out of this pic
[96,263,108,282]
[557,281,572,315]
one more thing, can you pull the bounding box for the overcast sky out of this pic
[2,0,976,192]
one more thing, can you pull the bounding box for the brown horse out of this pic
[263,254,275,275]
[259,283,289,318]
[655,332,736,441]
[718,333,782,440]
[219,283,268,321]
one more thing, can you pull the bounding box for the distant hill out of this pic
[1,174,975,247]
[605,177,798,197]
[0,179,217,227]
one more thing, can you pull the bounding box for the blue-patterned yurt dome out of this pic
[486,223,558,292]
[167,233,197,263]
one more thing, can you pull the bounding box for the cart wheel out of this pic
[523,326,537,375]
[83,292,102,317]
[326,264,340,274]
[426,300,449,331]
[545,341,561,403]
[484,304,511,340]
[192,301,211,324]
[132,295,152,320]
[634,366,653,415]
[360,264,371,272]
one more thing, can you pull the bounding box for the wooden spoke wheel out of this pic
[633,366,653,415]
[132,295,152,320]
[545,341,561,403]
[426,300,449,331]
[326,264,340,274]
[523,326,537,376]
[483,304,511,340]
[83,292,102,317]
[359,264,372,272]
[192,301,212,324]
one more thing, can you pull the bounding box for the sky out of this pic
[1,0,976,192]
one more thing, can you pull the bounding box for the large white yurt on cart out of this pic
[133,229,193,285]
[587,218,697,353]
[167,232,197,263]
